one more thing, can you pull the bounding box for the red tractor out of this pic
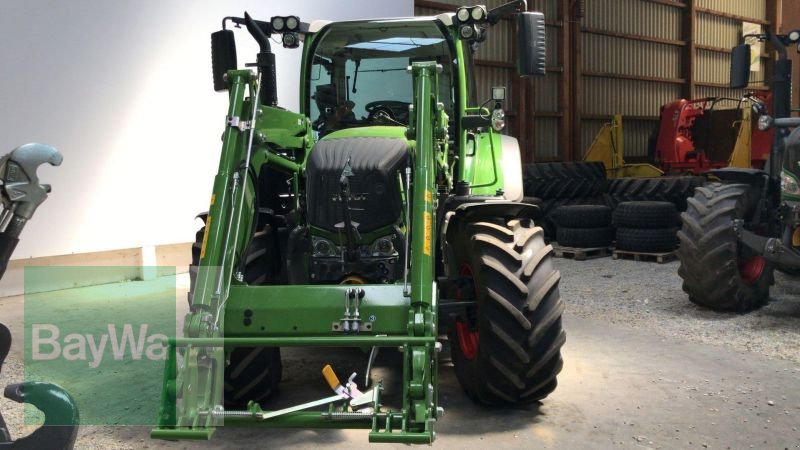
[650,92,774,174]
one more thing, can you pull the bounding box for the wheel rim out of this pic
[455,264,479,360]
[455,321,479,360]
[739,256,766,285]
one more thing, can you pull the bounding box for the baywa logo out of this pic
[31,323,168,368]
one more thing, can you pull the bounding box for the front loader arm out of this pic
[155,68,313,439]
[155,70,264,437]
[397,61,448,441]
[187,70,258,338]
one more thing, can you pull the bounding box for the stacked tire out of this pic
[606,176,705,214]
[523,162,607,239]
[553,205,614,248]
[613,201,678,253]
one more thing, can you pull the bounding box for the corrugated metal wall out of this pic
[581,0,769,160]
[583,0,682,37]
[529,0,561,160]
[697,0,765,19]
[695,2,768,102]
[415,0,773,162]
[415,0,563,161]
[579,1,681,158]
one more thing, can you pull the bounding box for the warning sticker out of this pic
[425,190,432,203]
[200,216,211,259]
[423,212,432,256]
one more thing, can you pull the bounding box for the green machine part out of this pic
[152,62,445,444]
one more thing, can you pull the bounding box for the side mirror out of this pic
[730,44,751,89]
[516,12,546,77]
[211,30,238,92]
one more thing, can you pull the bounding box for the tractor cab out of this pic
[306,19,455,138]
[302,19,458,285]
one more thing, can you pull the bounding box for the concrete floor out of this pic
[1,269,799,449]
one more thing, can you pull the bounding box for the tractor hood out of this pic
[306,127,410,234]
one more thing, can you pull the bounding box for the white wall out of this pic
[0,0,412,259]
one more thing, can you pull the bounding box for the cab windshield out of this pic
[308,20,454,136]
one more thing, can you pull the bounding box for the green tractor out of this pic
[677,29,800,312]
[152,1,565,443]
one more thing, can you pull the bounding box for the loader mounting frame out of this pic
[152,63,444,444]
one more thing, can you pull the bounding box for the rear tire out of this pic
[676,183,773,312]
[449,218,565,405]
[189,222,282,407]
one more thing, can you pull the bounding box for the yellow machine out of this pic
[728,106,753,168]
[583,115,663,178]
[585,108,755,177]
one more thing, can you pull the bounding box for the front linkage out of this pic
[152,62,446,443]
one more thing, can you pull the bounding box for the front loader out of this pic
[152,1,565,444]
[677,28,800,312]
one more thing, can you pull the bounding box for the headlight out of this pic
[758,114,773,131]
[491,108,505,131]
[781,170,800,196]
[371,237,397,256]
[313,238,337,257]
[459,24,475,39]
[282,32,299,49]
[456,7,471,22]
[271,16,285,32]
[471,6,487,21]
[285,16,299,31]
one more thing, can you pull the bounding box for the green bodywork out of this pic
[152,11,525,444]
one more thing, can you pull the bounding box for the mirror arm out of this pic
[488,0,527,25]
[765,27,788,60]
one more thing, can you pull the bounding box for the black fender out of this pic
[707,168,769,186]
[707,168,780,221]
[439,200,539,279]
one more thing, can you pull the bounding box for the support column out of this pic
[559,0,572,162]
[681,0,696,99]
[568,0,583,161]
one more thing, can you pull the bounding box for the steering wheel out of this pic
[365,101,410,125]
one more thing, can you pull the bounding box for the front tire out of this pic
[449,218,565,405]
[677,183,773,312]
[189,221,282,407]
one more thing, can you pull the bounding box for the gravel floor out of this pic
[558,257,800,363]
[1,257,799,448]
